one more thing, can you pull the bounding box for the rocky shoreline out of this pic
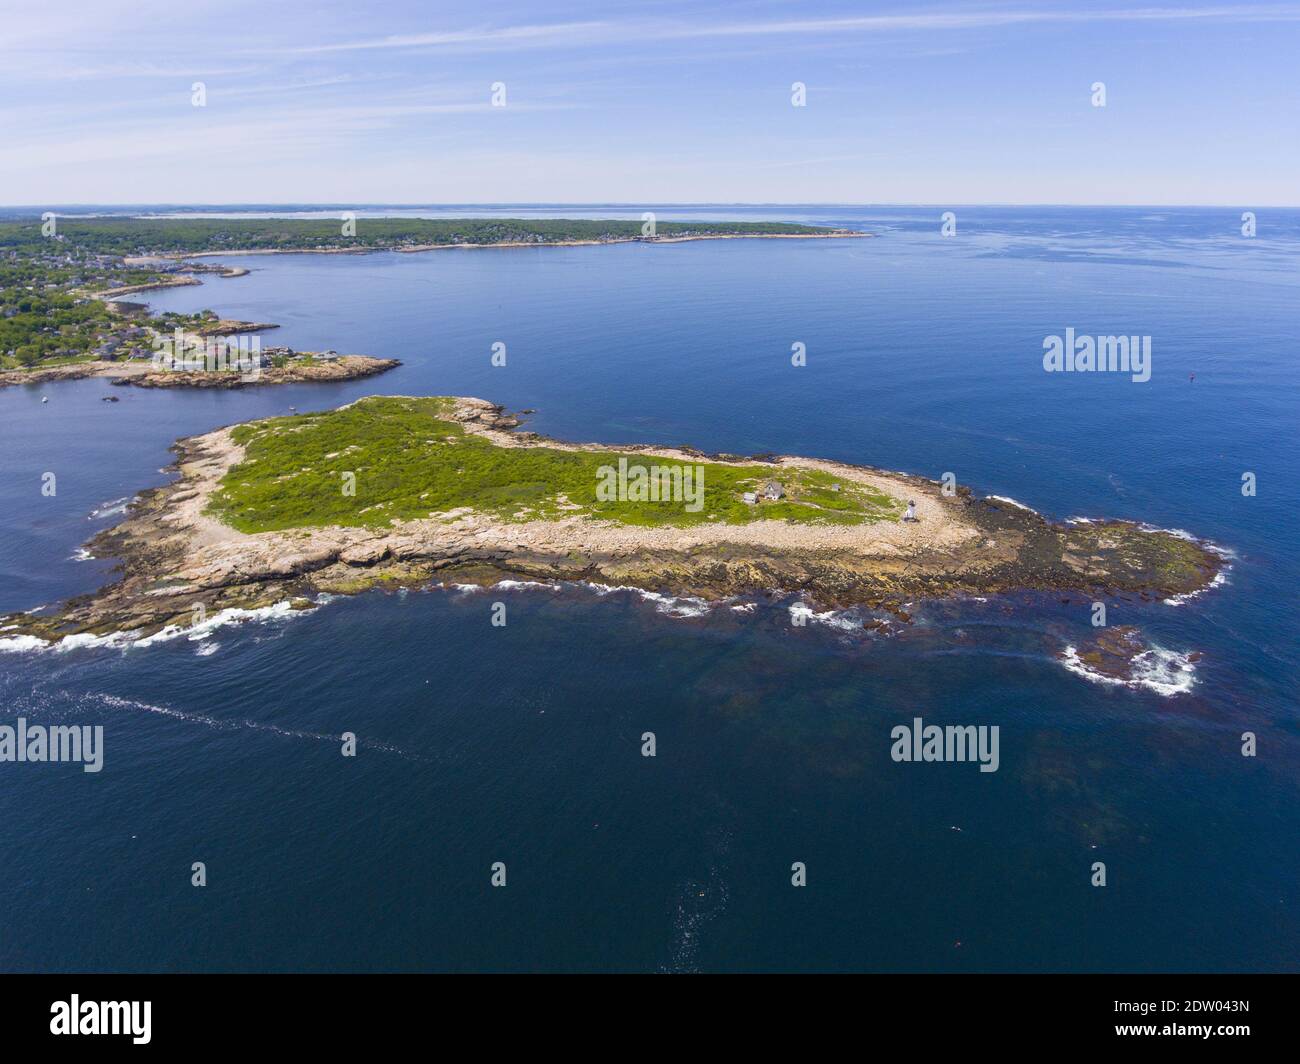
[0,397,1226,647]
[114,354,400,389]
[0,355,399,390]
[94,276,203,298]
[100,263,250,295]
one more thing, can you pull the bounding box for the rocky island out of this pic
[1,396,1225,647]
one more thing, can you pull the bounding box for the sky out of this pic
[2,0,1298,206]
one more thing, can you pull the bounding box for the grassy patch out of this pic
[209,397,902,533]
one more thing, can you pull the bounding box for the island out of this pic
[0,395,1224,647]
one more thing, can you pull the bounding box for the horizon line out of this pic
[4,202,1297,211]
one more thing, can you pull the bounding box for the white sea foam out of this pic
[1,626,144,654]
[1134,524,1238,561]
[1060,643,1198,697]
[1164,567,1231,606]
[434,577,713,616]
[70,547,94,562]
[89,692,429,760]
[987,495,1036,512]
[0,600,306,655]
[58,630,140,651]
[625,588,712,618]
[87,496,135,520]
[434,578,559,596]
[581,582,714,618]
[1136,523,1197,542]
[1070,517,1236,560]
[0,634,53,654]
[1129,526,1236,605]
[134,600,303,647]
[788,602,864,632]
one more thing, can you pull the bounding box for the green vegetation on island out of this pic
[210,396,902,532]
[0,216,846,257]
[0,394,1225,647]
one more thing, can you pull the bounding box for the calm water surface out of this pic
[1,207,1296,971]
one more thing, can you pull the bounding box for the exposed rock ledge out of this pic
[0,355,399,390]
[1,397,1225,645]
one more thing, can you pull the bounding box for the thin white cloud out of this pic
[281,20,612,55]
[0,97,588,174]
[278,6,1300,54]
[6,62,260,82]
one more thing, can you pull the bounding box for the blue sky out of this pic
[3,1,1299,205]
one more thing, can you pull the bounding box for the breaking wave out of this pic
[582,582,714,618]
[1164,567,1231,606]
[0,601,310,655]
[87,496,135,520]
[1059,643,1198,697]
[787,602,879,632]
[496,579,561,591]
[987,494,1037,512]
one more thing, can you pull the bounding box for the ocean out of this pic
[1,206,1296,972]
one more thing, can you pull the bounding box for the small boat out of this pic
[41,396,48,403]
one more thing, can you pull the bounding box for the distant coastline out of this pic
[171,230,872,257]
[1,217,863,381]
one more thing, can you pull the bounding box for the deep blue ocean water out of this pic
[1,206,1297,972]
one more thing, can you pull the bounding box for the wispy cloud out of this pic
[5,2,1298,204]
[278,6,1300,54]
[280,20,612,55]
[7,62,260,82]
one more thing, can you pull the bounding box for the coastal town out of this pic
[1,216,856,385]
[0,229,398,387]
